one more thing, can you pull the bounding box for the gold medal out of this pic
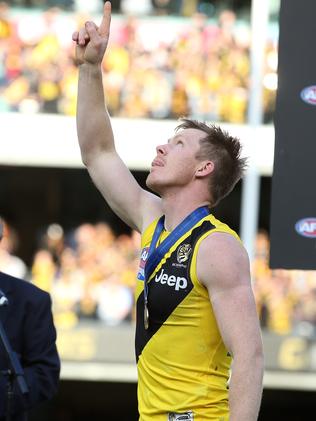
[144,301,149,330]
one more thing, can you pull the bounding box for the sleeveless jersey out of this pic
[135,213,240,421]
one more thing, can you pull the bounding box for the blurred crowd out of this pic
[0,219,140,328]
[0,2,277,122]
[1,218,316,337]
[253,231,316,337]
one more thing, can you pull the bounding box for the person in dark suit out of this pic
[0,220,60,421]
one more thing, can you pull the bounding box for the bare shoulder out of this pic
[196,231,251,293]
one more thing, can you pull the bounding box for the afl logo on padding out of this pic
[301,86,316,105]
[295,218,316,238]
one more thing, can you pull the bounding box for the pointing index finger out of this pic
[99,1,111,37]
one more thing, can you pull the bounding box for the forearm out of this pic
[228,353,264,421]
[77,63,115,164]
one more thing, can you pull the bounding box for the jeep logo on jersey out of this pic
[155,269,188,290]
[301,86,316,105]
[295,218,316,238]
[177,244,192,263]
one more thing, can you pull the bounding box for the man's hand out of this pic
[72,1,111,66]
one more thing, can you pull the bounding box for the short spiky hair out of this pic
[176,118,247,207]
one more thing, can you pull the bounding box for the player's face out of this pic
[146,128,206,195]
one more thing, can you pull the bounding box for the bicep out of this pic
[86,151,162,231]
[197,234,262,357]
[210,283,262,358]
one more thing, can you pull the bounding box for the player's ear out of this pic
[195,161,214,178]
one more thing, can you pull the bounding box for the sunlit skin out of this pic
[147,128,215,200]
[72,3,215,214]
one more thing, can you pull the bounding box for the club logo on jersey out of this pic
[137,247,149,281]
[177,244,192,264]
[155,269,188,291]
[168,411,194,421]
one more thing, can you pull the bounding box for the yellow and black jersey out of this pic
[135,213,240,421]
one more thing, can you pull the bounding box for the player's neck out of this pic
[161,190,210,232]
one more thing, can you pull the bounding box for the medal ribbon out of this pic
[143,205,210,317]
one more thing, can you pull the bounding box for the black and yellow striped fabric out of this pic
[135,213,240,421]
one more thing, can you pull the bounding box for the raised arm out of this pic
[73,2,162,232]
[197,233,264,421]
